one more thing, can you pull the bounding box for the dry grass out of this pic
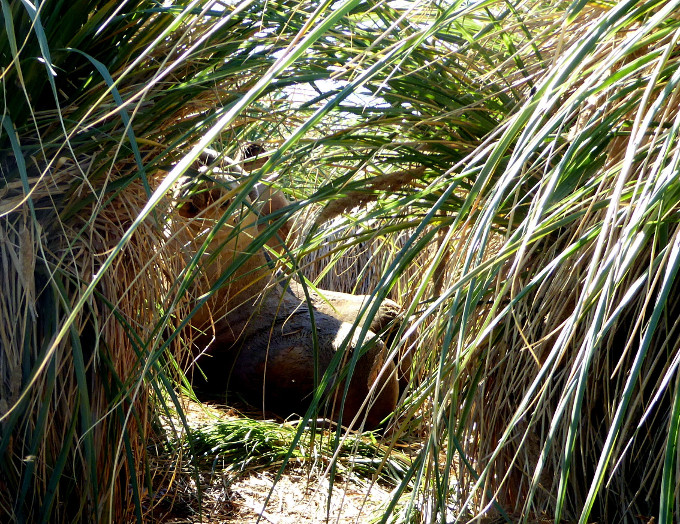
[444,11,680,519]
[4,1,680,522]
[0,154,243,520]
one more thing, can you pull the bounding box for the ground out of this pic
[203,468,392,523]
[150,398,402,523]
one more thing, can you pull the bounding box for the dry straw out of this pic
[444,7,680,520]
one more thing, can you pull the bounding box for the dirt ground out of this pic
[211,469,392,523]
[153,451,396,523]
[152,399,399,523]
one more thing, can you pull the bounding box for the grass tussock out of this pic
[3,0,680,522]
[180,417,413,487]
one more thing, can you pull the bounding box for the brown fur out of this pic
[252,183,296,252]
[239,144,297,253]
[178,176,398,428]
[237,141,411,391]
[286,281,413,392]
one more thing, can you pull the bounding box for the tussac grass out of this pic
[178,416,413,487]
[3,0,680,522]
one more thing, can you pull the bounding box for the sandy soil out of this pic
[224,470,392,523]
[152,400,398,523]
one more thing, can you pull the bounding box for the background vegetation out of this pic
[1,0,680,521]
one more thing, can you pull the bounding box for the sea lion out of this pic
[196,145,297,254]
[177,172,398,428]
[284,280,413,392]
[236,143,412,390]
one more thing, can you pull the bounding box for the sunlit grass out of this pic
[3,0,680,522]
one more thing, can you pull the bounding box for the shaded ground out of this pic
[149,398,401,523]
[152,467,393,523]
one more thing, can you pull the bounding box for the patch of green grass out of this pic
[177,416,414,488]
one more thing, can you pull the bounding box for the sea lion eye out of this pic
[184,201,200,216]
[243,143,265,158]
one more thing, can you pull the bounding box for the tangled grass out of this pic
[3,0,680,522]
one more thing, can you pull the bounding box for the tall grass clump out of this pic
[265,1,680,521]
[3,0,680,522]
[324,2,680,522]
[0,0,385,520]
